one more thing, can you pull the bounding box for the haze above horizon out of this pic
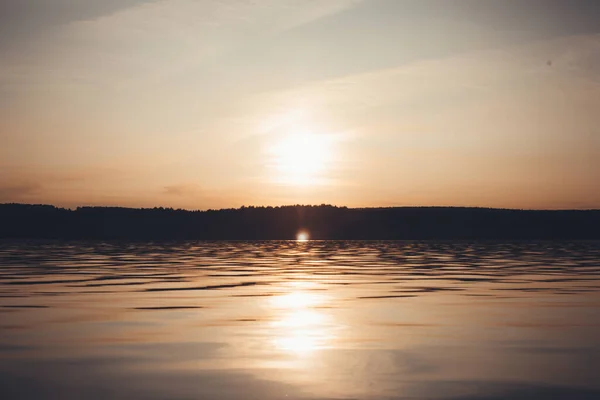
[1,0,599,210]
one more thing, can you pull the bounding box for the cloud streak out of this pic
[0,183,41,202]
[0,0,159,46]
[163,184,204,197]
[0,0,363,87]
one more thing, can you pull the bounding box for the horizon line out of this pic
[2,202,599,213]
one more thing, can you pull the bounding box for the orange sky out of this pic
[1,0,599,210]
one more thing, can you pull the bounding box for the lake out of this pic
[1,241,599,399]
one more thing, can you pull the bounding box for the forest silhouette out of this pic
[1,203,599,240]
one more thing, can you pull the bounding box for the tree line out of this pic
[0,203,599,240]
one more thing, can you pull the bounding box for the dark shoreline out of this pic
[1,203,599,240]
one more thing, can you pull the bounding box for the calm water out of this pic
[1,241,599,400]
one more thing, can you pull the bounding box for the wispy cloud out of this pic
[163,184,204,197]
[0,0,362,87]
[245,33,600,122]
[0,0,159,46]
[0,183,41,202]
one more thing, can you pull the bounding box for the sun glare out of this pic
[268,130,334,186]
[297,231,309,241]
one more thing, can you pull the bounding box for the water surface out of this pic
[1,241,599,399]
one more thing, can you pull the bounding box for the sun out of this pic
[268,130,334,186]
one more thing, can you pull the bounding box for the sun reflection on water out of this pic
[269,283,335,356]
[296,231,310,242]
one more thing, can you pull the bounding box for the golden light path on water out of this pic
[269,281,336,357]
[258,277,393,399]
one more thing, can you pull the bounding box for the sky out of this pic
[1,0,599,210]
